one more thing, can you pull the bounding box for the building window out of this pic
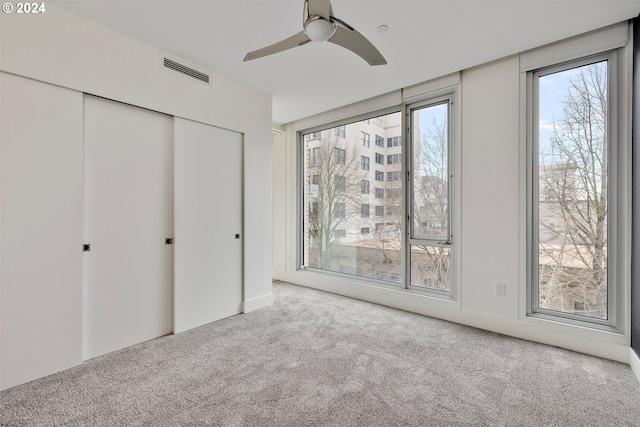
[387,136,401,148]
[375,206,384,216]
[375,135,384,147]
[387,171,401,181]
[312,147,321,166]
[387,188,400,199]
[334,147,346,165]
[375,188,384,198]
[386,206,401,216]
[310,201,318,220]
[361,155,370,171]
[361,180,370,194]
[387,154,401,165]
[375,153,384,164]
[375,170,384,182]
[361,204,369,218]
[335,229,346,238]
[361,227,370,235]
[375,117,384,126]
[309,131,321,139]
[362,132,370,147]
[335,175,345,192]
[529,51,624,327]
[335,202,345,219]
[335,125,346,138]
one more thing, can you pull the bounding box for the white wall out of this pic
[276,30,632,363]
[0,3,272,389]
[460,57,520,320]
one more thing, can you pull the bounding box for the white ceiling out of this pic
[50,0,640,124]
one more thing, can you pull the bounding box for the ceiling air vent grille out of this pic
[164,58,210,84]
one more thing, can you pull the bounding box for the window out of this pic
[409,97,452,293]
[362,132,370,147]
[375,206,384,216]
[387,136,401,148]
[387,188,400,199]
[375,153,384,164]
[361,180,370,194]
[528,51,624,327]
[387,154,401,165]
[302,111,402,282]
[387,171,401,181]
[375,223,384,232]
[312,147,321,166]
[375,117,384,126]
[335,175,345,192]
[309,131,321,139]
[386,206,401,216]
[375,135,384,147]
[375,188,384,198]
[361,156,370,171]
[310,201,318,220]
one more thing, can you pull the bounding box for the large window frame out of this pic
[526,49,626,330]
[298,90,458,299]
[407,95,454,296]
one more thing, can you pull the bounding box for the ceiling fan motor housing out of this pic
[304,16,337,42]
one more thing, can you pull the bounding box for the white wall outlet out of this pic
[496,283,506,297]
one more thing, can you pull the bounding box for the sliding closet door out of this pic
[83,95,173,360]
[174,118,243,333]
[0,73,83,390]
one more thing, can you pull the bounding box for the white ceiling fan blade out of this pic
[328,26,387,66]
[244,32,311,62]
[307,0,332,19]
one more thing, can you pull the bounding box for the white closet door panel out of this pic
[174,118,243,334]
[83,95,173,360]
[0,72,83,390]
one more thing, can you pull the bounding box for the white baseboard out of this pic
[631,348,640,385]
[243,292,274,313]
[283,271,631,363]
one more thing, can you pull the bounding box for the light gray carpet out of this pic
[1,282,639,426]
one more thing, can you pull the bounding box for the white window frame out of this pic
[523,24,630,333]
[296,86,460,301]
[407,94,455,296]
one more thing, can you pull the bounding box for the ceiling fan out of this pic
[243,0,387,66]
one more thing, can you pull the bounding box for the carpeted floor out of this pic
[1,282,639,426]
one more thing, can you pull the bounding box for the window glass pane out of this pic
[410,246,450,291]
[536,60,608,320]
[412,102,449,240]
[303,111,402,283]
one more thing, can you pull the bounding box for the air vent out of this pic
[163,58,210,84]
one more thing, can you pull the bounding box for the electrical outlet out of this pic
[496,283,506,297]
